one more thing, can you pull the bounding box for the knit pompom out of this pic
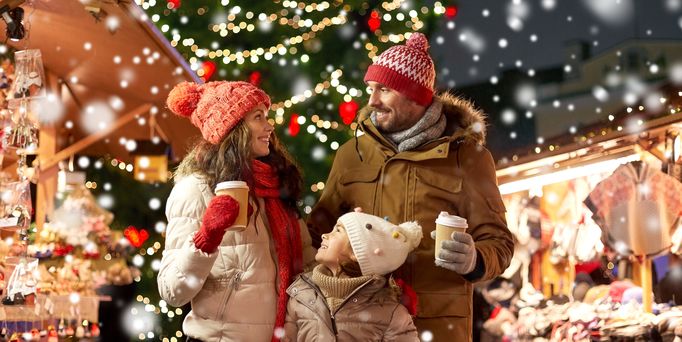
[398,221,423,250]
[406,32,429,52]
[167,81,202,118]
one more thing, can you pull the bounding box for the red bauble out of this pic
[368,10,381,32]
[445,5,458,19]
[167,0,181,9]
[339,100,359,125]
[124,226,149,248]
[249,71,262,86]
[288,113,300,137]
[200,61,216,81]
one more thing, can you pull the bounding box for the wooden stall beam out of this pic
[38,103,152,172]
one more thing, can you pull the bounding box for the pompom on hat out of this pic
[339,212,423,276]
[166,81,271,144]
[363,32,435,106]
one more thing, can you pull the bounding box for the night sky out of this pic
[431,0,682,88]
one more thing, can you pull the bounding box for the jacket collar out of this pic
[357,91,487,148]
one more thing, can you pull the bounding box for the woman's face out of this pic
[244,104,274,157]
[315,221,356,275]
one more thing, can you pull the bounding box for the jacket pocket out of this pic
[339,166,381,211]
[416,168,462,194]
[486,196,506,213]
[418,292,471,318]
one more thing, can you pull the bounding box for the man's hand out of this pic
[431,230,477,274]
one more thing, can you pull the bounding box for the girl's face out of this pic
[244,104,274,157]
[315,221,356,275]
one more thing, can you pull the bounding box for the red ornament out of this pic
[288,113,300,137]
[445,5,458,19]
[124,226,149,248]
[249,71,262,86]
[167,0,180,9]
[339,100,359,125]
[368,10,381,32]
[200,61,216,81]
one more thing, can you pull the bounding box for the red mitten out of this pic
[395,278,418,316]
[193,195,240,253]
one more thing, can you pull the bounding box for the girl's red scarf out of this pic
[252,160,303,340]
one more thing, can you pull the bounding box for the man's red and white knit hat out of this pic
[363,32,435,106]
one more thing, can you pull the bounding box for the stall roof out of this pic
[3,0,200,167]
[496,83,682,187]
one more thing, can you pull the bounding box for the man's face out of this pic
[366,81,427,133]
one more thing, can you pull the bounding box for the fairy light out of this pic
[199,14,348,65]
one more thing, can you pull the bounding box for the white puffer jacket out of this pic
[158,174,316,342]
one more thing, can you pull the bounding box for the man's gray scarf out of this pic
[371,99,445,152]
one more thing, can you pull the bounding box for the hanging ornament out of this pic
[249,71,262,86]
[339,100,359,125]
[199,61,216,82]
[167,0,181,9]
[123,226,149,248]
[288,113,300,137]
[445,5,458,19]
[368,10,381,32]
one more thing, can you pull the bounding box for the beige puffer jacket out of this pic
[284,273,418,341]
[158,173,316,342]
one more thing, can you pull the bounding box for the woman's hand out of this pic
[193,195,240,253]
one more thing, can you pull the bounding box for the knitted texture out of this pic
[311,265,372,312]
[339,212,422,276]
[252,160,303,341]
[193,195,240,253]
[167,81,271,144]
[363,32,435,106]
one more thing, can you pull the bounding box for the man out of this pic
[308,32,514,341]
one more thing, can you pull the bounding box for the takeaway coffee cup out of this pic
[215,181,249,231]
[435,211,468,261]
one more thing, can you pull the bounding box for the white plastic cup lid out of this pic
[435,211,468,228]
[215,181,249,194]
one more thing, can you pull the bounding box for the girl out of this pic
[158,81,316,342]
[285,211,421,341]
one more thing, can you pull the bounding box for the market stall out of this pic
[0,0,196,339]
[488,85,682,340]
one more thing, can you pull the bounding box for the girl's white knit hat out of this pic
[339,212,423,276]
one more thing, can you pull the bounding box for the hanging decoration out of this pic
[288,113,300,137]
[131,140,170,183]
[339,99,359,125]
[249,70,262,87]
[367,10,381,32]
[199,60,216,81]
[445,5,458,19]
[123,226,149,248]
[167,0,181,9]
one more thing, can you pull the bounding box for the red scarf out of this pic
[252,160,303,340]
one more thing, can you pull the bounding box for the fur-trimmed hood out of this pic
[358,91,488,145]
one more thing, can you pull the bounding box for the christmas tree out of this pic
[129,1,454,339]
[142,0,448,213]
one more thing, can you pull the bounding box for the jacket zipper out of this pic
[300,276,375,338]
[216,271,242,319]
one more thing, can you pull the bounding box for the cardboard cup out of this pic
[434,211,468,261]
[215,181,249,231]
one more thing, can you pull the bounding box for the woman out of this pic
[158,81,316,342]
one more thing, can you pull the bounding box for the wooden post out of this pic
[640,255,653,313]
[34,71,60,231]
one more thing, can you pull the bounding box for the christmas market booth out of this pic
[0,0,196,340]
[486,84,682,341]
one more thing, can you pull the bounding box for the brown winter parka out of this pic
[308,93,514,340]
